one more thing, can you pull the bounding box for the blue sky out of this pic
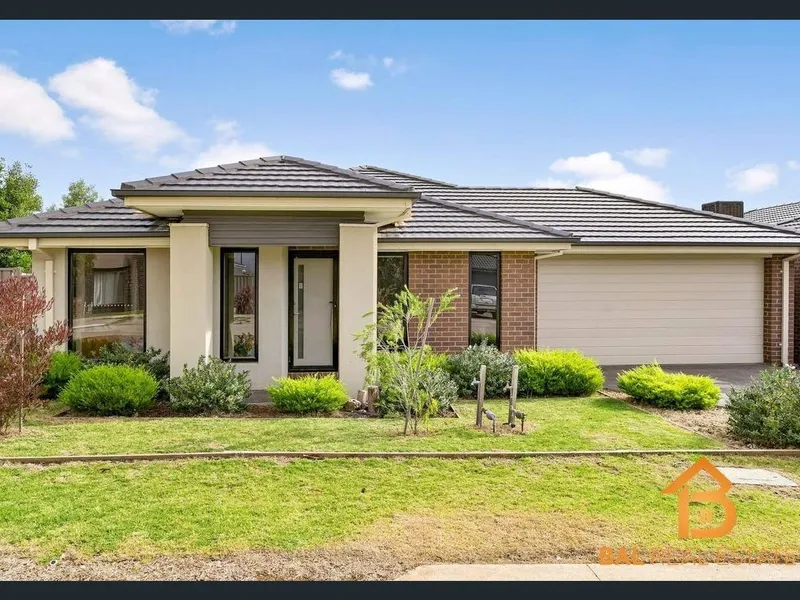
[1,20,800,210]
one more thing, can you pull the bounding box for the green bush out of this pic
[728,367,800,448]
[268,375,348,414]
[166,357,250,413]
[514,348,604,397]
[43,351,84,398]
[470,332,497,346]
[617,363,720,410]
[448,341,515,398]
[93,342,170,398]
[59,365,158,415]
[372,349,457,415]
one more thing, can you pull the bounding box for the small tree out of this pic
[0,275,69,433]
[356,286,458,435]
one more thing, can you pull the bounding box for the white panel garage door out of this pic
[537,255,763,364]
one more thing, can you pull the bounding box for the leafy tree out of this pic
[0,159,43,272]
[0,274,69,432]
[61,178,100,208]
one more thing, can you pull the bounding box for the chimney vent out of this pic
[701,201,744,218]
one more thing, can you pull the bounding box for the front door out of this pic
[292,256,336,368]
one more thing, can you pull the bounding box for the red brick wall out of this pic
[407,251,469,352]
[764,256,795,364]
[499,251,537,352]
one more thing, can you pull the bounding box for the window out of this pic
[69,250,145,358]
[221,249,258,360]
[469,252,500,346]
[377,253,408,306]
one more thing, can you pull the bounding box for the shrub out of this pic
[617,363,719,410]
[233,333,255,357]
[728,367,800,448]
[372,349,456,415]
[59,365,158,415]
[514,348,604,397]
[166,357,250,413]
[43,351,84,398]
[448,341,515,398]
[93,342,170,398]
[268,375,348,414]
[470,332,497,346]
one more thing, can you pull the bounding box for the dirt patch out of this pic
[0,512,623,581]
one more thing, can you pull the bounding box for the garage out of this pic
[536,254,764,364]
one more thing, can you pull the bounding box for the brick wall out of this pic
[499,251,537,352]
[407,251,469,352]
[764,255,795,364]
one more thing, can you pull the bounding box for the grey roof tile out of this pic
[745,201,800,229]
[354,165,457,193]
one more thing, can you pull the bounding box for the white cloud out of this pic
[621,147,671,168]
[49,57,186,156]
[726,163,780,194]
[0,63,74,143]
[382,56,408,76]
[546,151,669,202]
[158,20,236,35]
[211,118,240,140]
[330,68,373,91]
[190,119,274,168]
[531,177,573,188]
[787,160,800,171]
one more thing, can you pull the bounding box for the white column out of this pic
[146,248,171,353]
[258,246,289,386]
[169,223,214,376]
[338,224,378,396]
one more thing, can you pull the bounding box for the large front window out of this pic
[469,252,500,347]
[69,250,145,357]
[221,249,258,360]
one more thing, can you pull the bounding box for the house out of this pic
[2,155,800,396]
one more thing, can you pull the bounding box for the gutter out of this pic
[534,250,564,261]
[373,207,412,228]
[782,253,800,365]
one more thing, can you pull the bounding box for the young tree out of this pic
[356,287,458,435]
[0,275,69,433]
[0,159,43,271]
[61,178,100,208]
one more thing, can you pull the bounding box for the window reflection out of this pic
[222,249,258,359]
[470,253,499,346]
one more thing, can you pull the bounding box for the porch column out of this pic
[338,224,378,396]
[169,223,214,376]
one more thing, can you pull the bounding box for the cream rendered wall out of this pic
[338,224,378,396]
[31,248,67,349]
[146,248,170,352]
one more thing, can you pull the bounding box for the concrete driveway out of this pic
[602,363,770,394]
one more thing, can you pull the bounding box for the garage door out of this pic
[537,255,763,364]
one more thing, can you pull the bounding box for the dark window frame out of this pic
[468,251,501,348]
[67,248,147,354]
[377,252,409,307]
[220,247,259,363]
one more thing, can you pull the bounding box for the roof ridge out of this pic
[575,186,800,238]
[278,156,416,193]
[419,194,575,239]
[356,165,458,188]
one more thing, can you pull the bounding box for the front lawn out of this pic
[0,455,797,571]
[0,397,720,457]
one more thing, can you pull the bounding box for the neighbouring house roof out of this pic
[745,201,800,230]
[0,199,170,238]
[113,156,419,198]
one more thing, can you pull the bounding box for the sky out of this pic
[1,20,800,211]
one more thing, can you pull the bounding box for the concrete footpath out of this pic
[396,563,800,581]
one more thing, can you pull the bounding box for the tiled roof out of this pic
[114,156,418,198]
[745,201,800,230]
[354,165,457,194]
[378,196,572,242]
[0,199,170,237]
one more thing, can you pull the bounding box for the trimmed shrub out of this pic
[268,375,348,414]
[372,349,457,415]
[514,348,604,397]
[43,351,84,398]
[59,365,158,415]
[617,363,720,410]
[728,367,800,448]
[448,341,515,398]
[166,357,250,413]
[93,342,170,398]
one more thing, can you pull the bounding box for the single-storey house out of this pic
[2,155,800,395]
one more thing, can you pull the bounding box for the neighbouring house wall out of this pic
[407,251,469,353]
[764,255,795,364]
[146,248,170,352]
[499,251,536,352]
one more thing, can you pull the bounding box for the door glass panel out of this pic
[470,253,499,346]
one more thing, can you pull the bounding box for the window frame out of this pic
[468,251,501,348]
[377,252,409,307]
[67,248,147,354]
[220,247,260,363]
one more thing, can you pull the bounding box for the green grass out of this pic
[0,397,720,457]
[0,455,797,561]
